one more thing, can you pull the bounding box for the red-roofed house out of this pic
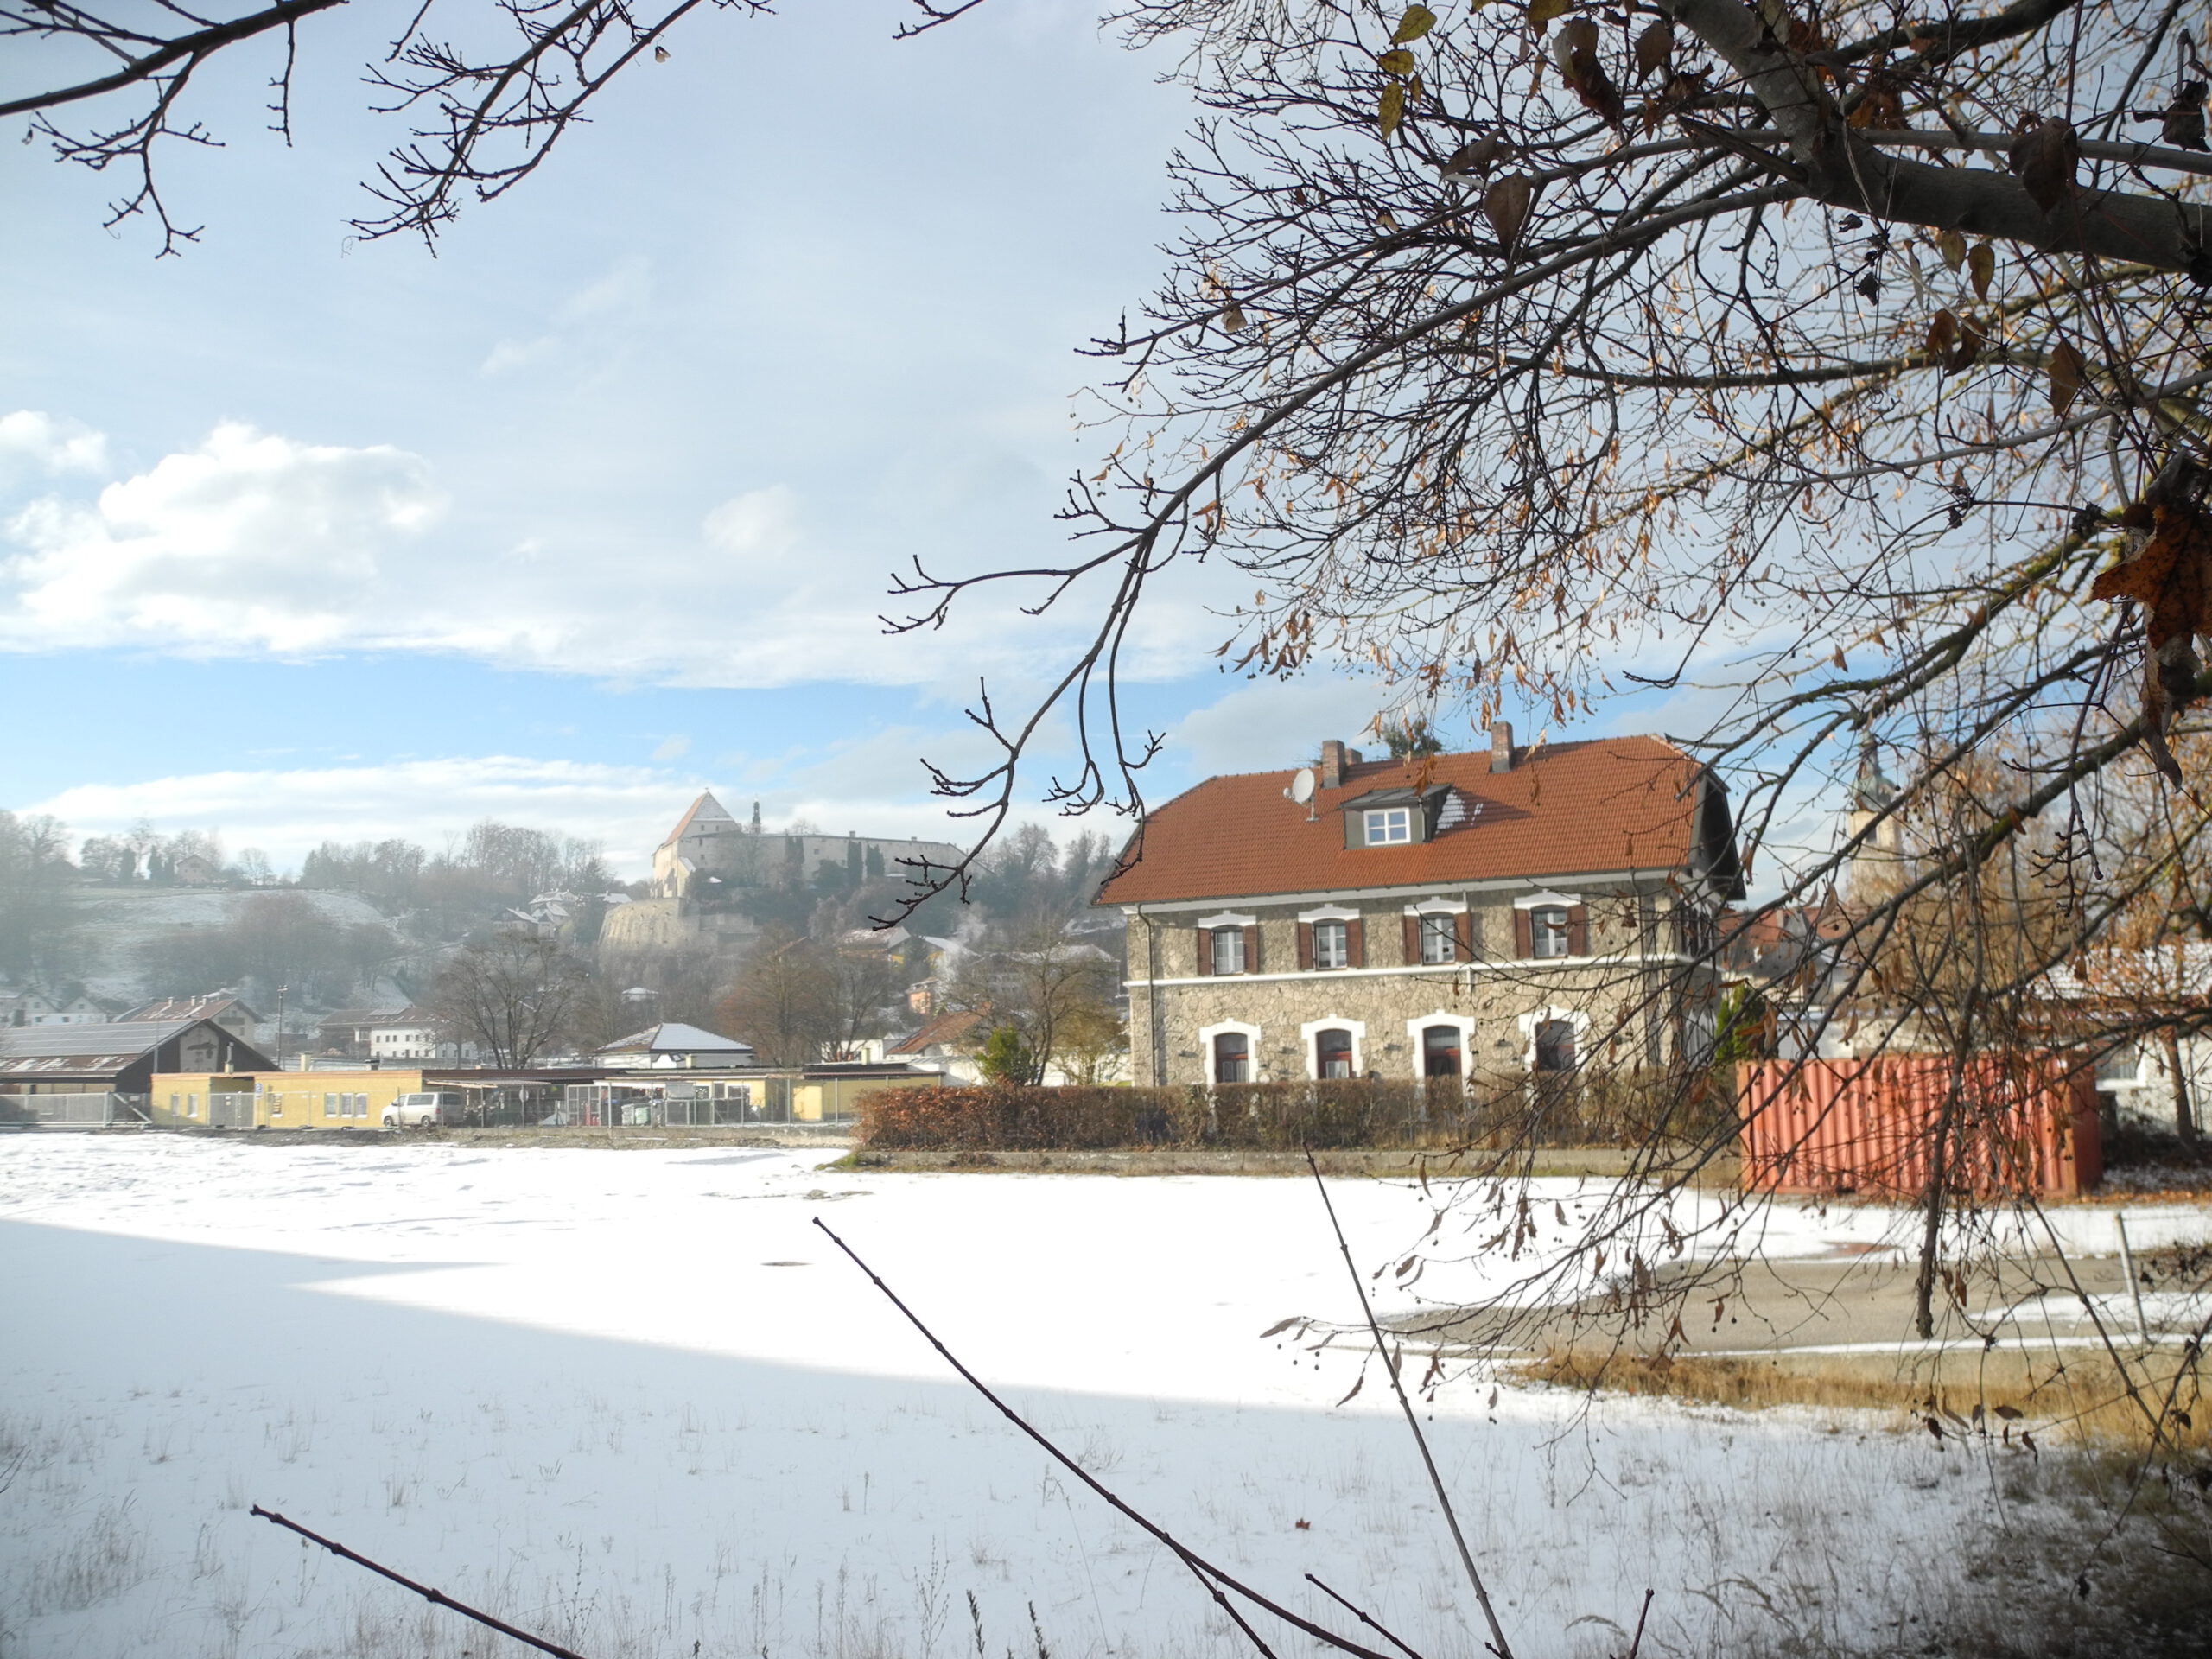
[1095,726,1745,1087]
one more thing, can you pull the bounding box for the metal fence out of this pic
[555,1077,853,1128]
[0,1092,153,1128]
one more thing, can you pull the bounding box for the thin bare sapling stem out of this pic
[1303,1150,1517,1659]
[811,1215,1408,1659]
[250,1505,588,1659]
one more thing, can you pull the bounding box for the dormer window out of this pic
[1363,807,1411,844]
[1531,906,1571,959]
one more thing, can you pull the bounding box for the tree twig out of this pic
[1304,1150,1517,1659]
[249,1505,588,1659]
[810,1216,1397,1659]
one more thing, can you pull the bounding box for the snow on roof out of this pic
[594,1020,754,1056]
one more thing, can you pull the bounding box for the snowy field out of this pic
[0,1138,2202,1659]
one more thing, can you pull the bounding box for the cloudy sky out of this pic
[3,2,1424,876]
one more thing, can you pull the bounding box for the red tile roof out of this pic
[888,1008,986,1056]
[1096,737,1719,906]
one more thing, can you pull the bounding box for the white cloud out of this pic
[2,422,442,654]
[0,410,111,479]
[652,734,692,760]
[0,412,1243,693]
[1168,676,1395,779]
[481,257,652,376]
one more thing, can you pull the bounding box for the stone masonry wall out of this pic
[1124,886,1707,1087]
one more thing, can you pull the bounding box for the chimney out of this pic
[1319,740,1348,789]
[1490,721,1515,772]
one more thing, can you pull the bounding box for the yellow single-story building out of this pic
[154,1070,435,1129]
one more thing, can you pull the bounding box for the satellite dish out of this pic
[1287,767,1318,804]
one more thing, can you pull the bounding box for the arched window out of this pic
[1534,1020,1577,1073]
[1212,1031,1251,1084]
[1421,1025,1462,1078]
[1211,926,1247,975]
[1314,1027,1355,1079]
[1530,906,1571,959]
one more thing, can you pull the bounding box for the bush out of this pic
[862,1077,1499,1152]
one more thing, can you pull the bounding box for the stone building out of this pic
[1095,727,1744,1087]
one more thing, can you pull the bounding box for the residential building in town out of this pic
[1,987,111,1026]
[119,994,261,1041]
[1095,728,1744,1087]
[593,1020,758,1070]
[0,1017,276,1099]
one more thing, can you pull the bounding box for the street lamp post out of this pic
[276,985,287,1071]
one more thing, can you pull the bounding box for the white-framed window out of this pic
[268,1094,283,1117]
[323,1093,337,1118]
[2094,1044,2144,1086]
[1301,1019,1367,1080]
[1531,906,1571,959]
[1211,926,1247,975]
[1200,1021,1263,1085]
[1363,807,1412,844]
[1420,912,1458,964]
[1534,1020,1578,1072]
[1405,1012,1476,1082]
[1313,919,1350,969]
[1420,1025,1464,1077]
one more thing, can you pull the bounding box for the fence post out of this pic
[2114,1212,2152,1344]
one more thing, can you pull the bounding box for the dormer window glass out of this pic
[1419,913,1457,964]
[1363,807,1412,845]
[1531,906,1571,959]
[1313,920,1350,969]
[1210,926,1247,976]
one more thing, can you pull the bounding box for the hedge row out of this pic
[858,1073,1736,1152]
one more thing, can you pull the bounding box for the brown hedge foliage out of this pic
[854,1077,1660,1151]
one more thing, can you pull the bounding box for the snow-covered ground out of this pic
[0,1138,2201,1659]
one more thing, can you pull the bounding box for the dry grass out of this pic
[1522,1341,2209,1451]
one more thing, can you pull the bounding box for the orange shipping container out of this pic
[1738,1055,2101,1198]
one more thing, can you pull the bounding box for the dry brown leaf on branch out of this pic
[1551,17,1624,123]
[1377,47,1416,74]
[1936,228,1967,270]
[2008,117,2081,213]
[1484,172,1537,255]
[1378,80,1407,140]
[1925,308,1959,356]
[1391,3,1436,43]
[1633,19,1672,79]
[1526,0,1573,27]
[2092,499,2212,651]
[2093,494,2212,779]
[2048,340,2087,415]
[1440,134,1506,177]
[1967,241,1995,300]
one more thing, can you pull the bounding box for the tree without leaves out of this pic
[715,925,836,1065]
[4,0,773,255]
[429,930,588,1066]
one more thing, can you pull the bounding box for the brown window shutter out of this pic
[1567,904,1589,957]
[1402,913,1420,963]
[1453,911,1474,960]
[1194,927,1213,975]
[1243,924,1262,973]
[1346,917,1365,967]
[1297,922,1315,971]
[1515,908,1534,959]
